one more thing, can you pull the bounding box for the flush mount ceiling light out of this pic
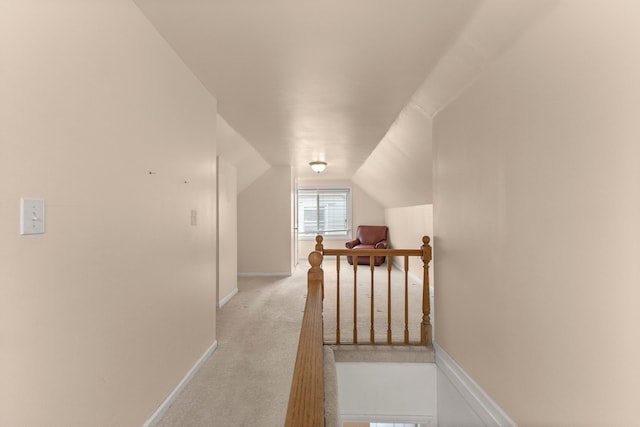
[309,161,327,173]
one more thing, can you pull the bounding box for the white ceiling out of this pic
[133,0,480,180]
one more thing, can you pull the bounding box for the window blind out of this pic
[297,188,351,238]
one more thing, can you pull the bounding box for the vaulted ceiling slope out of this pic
[353,0,556,208]
[133,0,479,181]
[216,114,270,193]
[134,1,554,208]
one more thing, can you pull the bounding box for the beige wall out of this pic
[433,1,640,425]
[216,114,270,194]
[238,166,293,274]
[384,204,433,282]
[353,103,434,208]
[297,179,386,259]
[217,157,238,305]
[0,1,218,426]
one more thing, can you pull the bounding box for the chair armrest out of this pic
[374,240,388,249]
[345,239,361,249]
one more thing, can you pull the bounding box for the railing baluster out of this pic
[336,256,341,344]
[404,255,409,344]
[370,256,375,344]
[353,260,358,344]
[387,258,392,344]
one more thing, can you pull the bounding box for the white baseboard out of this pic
[237,272,291,277]
[340,414,435,426]
[143,340,218,427]
[434,342,516,427]
[217,288,238,308]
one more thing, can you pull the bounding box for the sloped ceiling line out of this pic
[216,114,270,193]
[353,1,557,208]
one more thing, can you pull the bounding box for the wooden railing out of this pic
[317,235,433,346]
[285,236,433,426]
[284,251,325,427]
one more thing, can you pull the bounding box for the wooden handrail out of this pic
[315,248,424,257]
[285,251,325,427]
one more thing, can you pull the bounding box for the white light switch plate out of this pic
[20,198,45,235]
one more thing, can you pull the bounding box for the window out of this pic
[297,187,351,239]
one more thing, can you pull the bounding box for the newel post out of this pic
[420,236,433,346]
[308,250,324,300]
[315,235,324,253]
[313,235,324,298]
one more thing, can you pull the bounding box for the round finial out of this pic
[315,235,323,244]
[308,251,323,267]
[422,236,431,245]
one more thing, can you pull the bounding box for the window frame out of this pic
[297,187,352,241]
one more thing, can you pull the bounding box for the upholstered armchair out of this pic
[345,225,389,266]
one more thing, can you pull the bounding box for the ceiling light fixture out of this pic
[309,161,327,173]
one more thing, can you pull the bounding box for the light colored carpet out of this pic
[155,272,308,427]
[154,259,432,426]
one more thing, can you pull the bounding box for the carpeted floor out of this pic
[155,271,308,427]
[154,258,430,426]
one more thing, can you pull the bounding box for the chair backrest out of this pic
[356,225,388,245]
